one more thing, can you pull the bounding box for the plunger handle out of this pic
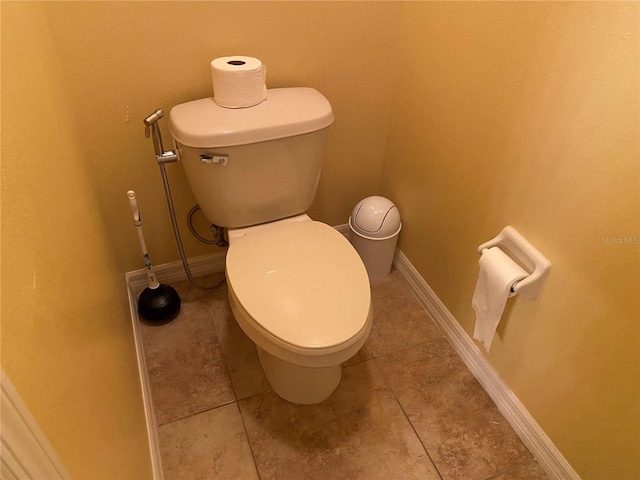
[127,190,160,289]
[128,190,142,225]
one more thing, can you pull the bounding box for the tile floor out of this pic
[139,270,548,480]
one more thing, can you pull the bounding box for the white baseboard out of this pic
[125,252,227,290]
[393,250,580,480]
[1,370,71,479]
[126,279,164,480]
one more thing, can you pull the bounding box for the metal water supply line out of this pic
[143,109,226,291]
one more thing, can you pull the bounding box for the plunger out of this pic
[127,190,181,323]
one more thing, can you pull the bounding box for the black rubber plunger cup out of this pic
[128,190,181,323]
[137,283,181,323]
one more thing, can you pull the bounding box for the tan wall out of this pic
[382,2,639,479]
[1,3,152,478]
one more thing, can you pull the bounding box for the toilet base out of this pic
[256,346,342,404]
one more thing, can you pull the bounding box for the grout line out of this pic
[233,400,263,480]
[367,334,446,362]
[204,293,264,479]
[369,357,445,480]
[155,399,238,429]
[206,301,242,406]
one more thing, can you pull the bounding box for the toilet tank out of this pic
[168,87,334,228]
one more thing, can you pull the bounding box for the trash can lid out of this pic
[349,196,401,240]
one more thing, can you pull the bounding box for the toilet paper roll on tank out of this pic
[211,56,267,108]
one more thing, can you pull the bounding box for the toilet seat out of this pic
[226,221,371,351]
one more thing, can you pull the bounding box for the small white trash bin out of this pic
[348,196,401,282]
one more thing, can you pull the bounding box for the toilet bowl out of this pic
[168,87,371,403]
[226,215,372,404]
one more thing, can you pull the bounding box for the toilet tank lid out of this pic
[169,87,334,148]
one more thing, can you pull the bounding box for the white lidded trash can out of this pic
[348,196,401,282]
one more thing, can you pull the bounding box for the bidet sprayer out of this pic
[140,107,225,292]
[144,109,177,164]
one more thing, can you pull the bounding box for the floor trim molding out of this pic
[1,369,71,479]
[125,252,227,290]
[393,250,580,480]
[126,278,164,480]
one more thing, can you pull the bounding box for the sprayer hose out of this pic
[159,163,225,291]
[187,205,219,245]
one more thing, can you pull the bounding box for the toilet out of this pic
[169,87,372,404]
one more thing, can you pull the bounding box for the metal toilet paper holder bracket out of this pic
[477,226,551,301]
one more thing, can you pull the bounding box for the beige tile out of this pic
[484,464,549,480]
[365,269,444,357]
[140,301,235,425]
[376,337,547,480]
[343,344,373,367]
[159,403,259,480]
[209,295,271,399]
[238,360,440,480]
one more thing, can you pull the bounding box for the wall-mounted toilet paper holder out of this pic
[477,226,551,300]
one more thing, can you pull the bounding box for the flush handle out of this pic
[200,154,229,166]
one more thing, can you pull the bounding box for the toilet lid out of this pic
[226,221,371,350]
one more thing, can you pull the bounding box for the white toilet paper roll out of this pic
[472,247,528,352]
[211,56,267,108]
